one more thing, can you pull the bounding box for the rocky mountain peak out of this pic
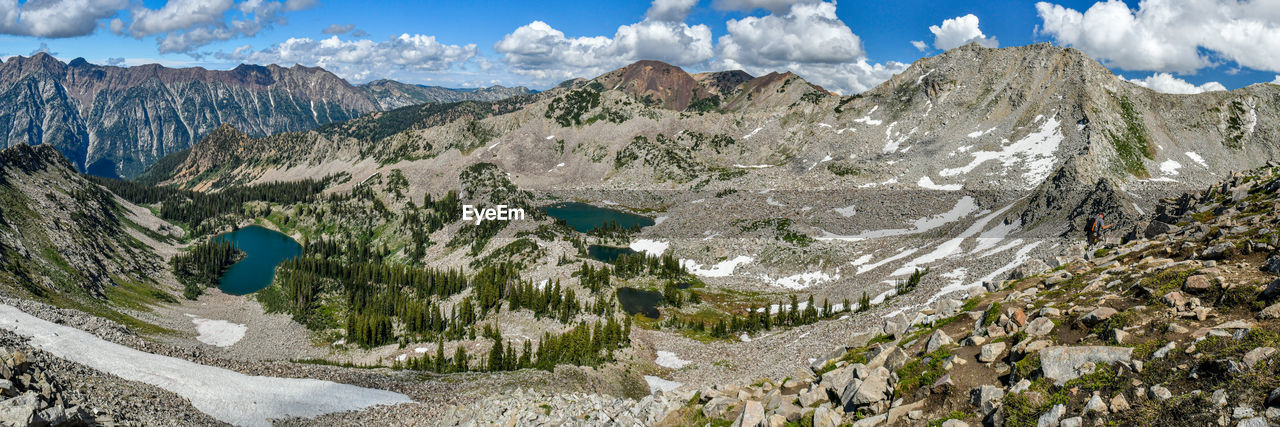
[692,70,754,97]
[594,60,712,111]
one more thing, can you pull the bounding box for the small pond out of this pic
[616,287,662,319]
[541,202,655,233]
[586,245,639,263]
[213,226,302,295]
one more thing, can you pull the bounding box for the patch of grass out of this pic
[927,411,970,427]
[1108,94,1155,177]
[983,302,1003,327]
[896,349,953,394]
[1013,352,1041,382]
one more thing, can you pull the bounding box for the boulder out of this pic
[1045,272,1074,287]
[765,414,787,427]
[1148,385,1172,401]
[703,396,738,419]
[1144,221,1174,239]
[1237,417,1268,427]
[733,401,765,427]
[1184,275,1214,292]
[1201,242,1236,260]
[1110,394,1130,412]
[845,367,891,410]
[969,385,1004,416]
[1060,416,1083,427]
[1080,307,1118,327]
[1262,279,1280,301]
[1243,347,1277,368]
[781,379,808,395]
[1009,308,1028,328]
[883,312,911,337]
[978,342,1007,363]
[940,420,970,427]
[1040,346,1133,385]
[1267,387,1280,408]
[936,299,964,317]
[798,386,827,408]
[1084,394,1107,413]
[775,402,803,422]
[1025,317,1055,337]
[1037,403,1065,427]
[1263,256,1280,275]
[0,392,39,427]
[1010,258,1050,280]
[925,330,954,354]
[1259,302,1280,320]
[813,405,842,427]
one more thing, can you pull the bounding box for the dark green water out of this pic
[541,202,655,233]
[586,245,638,263]
[616,287,662,319]
[213,226,302,295]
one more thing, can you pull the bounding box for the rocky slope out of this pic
[653,162,1280,426]
[0,144,164,299]
[360,79,535,110]
[0,53,379,178]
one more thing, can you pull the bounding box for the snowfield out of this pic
[0,304,413,427]
[681,256,754,278]
[940,116,1063,188]
[629,239,669,257]
[188,315,247,348]
[644,376,683,394]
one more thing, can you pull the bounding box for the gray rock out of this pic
[1243,347,1277,368]
[845,367,891,410]
[978,342,1007,363]
[1184,275,1213,292]
[1110,394,1130,412]
[1080,307,1118,327]
[969,385,1004,416]
[1262,279,1280,301]
[0,392,39,427]
[1234,407,1256,419]
[813,405,841,427]
[703,396,737,419]
[941,420,970,427]
[883,312,911,337]
[1237,417,1268,427]
[1040,346,1133,385]
[1267,387,1280,408]
[1060,416,1083,427]
[1025,317,1055,337]
[733,400,765,427]
[1084,394,1107,413]
[1201,242,1236,260]
[1213,389,1229,407]
[799,386,827,408]
[1148,385,1172,401]
[1260,302,1280,320]
[1037,403,1065,427]
[1263,256,1280,275]
[1153,342,1177,359]
[926,330,954,354]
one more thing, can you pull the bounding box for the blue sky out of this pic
[1,0,1278,94]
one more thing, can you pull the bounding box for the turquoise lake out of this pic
[541,202,655,233]
[213,226,302,295]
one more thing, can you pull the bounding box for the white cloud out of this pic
[0,0,127,38]
[716,1,903,94]
[1273,75,1280,85]
[119,0,316,55]
[911,40,928,52]
[712,0,816,14]
[494,0,713,85]
[322,24,354,35]
[1125,73,1226,94]
[929,14,998,50]
[1036,0,1280,73]
[646,0,697,22]
[217,34,477,82]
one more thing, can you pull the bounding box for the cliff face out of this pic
[359,80,535,110]
[0,54,380,178]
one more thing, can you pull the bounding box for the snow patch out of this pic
[629,239,669,257]
[918,176,962,191]
[189,316,247,348]
[733,164,774,169]
[655,351,691,369]
[744,127,763,139]
[940,116,1063,188]
[856,248,921,274]
[1159,160,1182,176]
[0,305,412,426]
[821,196,979,241]
[681,256,754,278]
[765,271,839,290]
[1185,152,1207,168]
[644,376,683,394]
[834,204,858,217]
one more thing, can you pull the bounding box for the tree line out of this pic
[170,239,242,299]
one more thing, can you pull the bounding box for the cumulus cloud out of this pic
[116,0,316,54]
[1274,75,1280,85]
[646,0,697,21]
[0,0,127,38]
[1125,73,1226,94]
[711,0,816,14]
[322,24,354,35]
[1036,0,1280,73]
[494,0,713,84]
[928,14,998,50]
[216,34,477,81]
[106,57,125,66]
[715,1,904,94]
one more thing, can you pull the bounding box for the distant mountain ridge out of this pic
[0,54,536,178]
[359,79,536,110]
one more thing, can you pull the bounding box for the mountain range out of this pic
[0,53,536,178]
